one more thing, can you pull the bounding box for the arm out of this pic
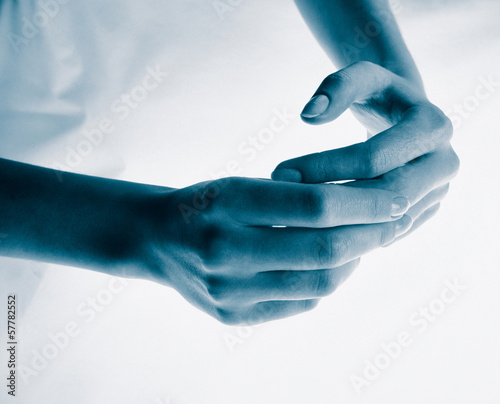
[295,0,423,88]
[273,0,459,241]
[0,158,160,278]
[0,157,411,324]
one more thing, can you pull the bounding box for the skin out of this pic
[0,159,410,325]
[0,0,458,325]
[273,0,460,243]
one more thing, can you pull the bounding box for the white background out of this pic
[0,0,499,403]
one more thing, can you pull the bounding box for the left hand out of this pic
[272,61,460,242]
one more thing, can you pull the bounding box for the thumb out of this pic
[300,61,393,124]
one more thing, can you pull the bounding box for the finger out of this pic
[207,259,360,304]
[216,178,410,228]
[254,259,359,300]
[272,105,453,183]
[400,203,441,238]
[384,203,441,247]
[343,146,459,205]
[216,299,320,326]
[404,184,449,220]
[209,216,412,272]
[300,61,398,123]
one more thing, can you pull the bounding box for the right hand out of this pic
[136,177,413,325]
[272,62,460,244]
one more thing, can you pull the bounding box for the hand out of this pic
[137,176,412,325]
[272,61,459,242]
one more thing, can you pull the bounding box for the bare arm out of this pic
[295,0,423,88]
[0,158,159,278]
[0,157,410,323]
[272,0,459,243]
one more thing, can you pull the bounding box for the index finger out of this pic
[273,104,453,183]
[217,178,409,228]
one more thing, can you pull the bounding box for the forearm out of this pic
[295,0,423,89]
[0,158,166,278]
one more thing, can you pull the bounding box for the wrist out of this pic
[119,184,179,286]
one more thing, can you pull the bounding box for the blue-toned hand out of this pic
[272,62,459,242]
[140,176,412,325]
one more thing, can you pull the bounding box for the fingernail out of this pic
[395,215,413,237]
[271,168,303,182]
[301,94,329,118]
[391,197,410,217]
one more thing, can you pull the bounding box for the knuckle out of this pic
[316,234,348,268]
[314,269,337,297]
[248,303,270,325]
[425,105,454,144]
[440,114,454,141]
[192,180,224,215]
[283,271,303,293]
[352,61,391,86]
[325,69,352,93]
[303,187,330,224]
[315,235,333,267]
[212,176,248,204]
[364,193,382,221]
[198,224,227,270]
[361,143,385,178]
[330,236,349,266]
[211,176,235,192]
[206,178,232,206]
[205,276,229,303]
[215,308,240,326]
[250,303,274,325]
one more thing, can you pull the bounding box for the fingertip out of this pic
[301,94,329,119]
[391,196,411,218]
[384,214,413,247]
[271,168,303,183]
[394,214,413,237]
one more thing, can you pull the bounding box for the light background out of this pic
[0,0,499,403]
